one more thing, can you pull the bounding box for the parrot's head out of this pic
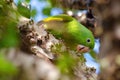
[76,34,95,53]
[76,28,95,53]
[68,20,95,53]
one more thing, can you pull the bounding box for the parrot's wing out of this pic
[37,14,74,35]
[42,14,74,22]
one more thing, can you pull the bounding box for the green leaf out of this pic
[56,53,76,74]
[0,22,19,48]
[48,0,57,7]
[25,0,30,3]
[0,53,17,75]
[89,50,98,60]
[42,7,52,16]
[31,9,37,18]
[17,2,30,18]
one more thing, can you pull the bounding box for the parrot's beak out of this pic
[77,45,90,53]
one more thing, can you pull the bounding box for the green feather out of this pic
[38,14,95,50]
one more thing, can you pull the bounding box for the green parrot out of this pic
[38,14,95,53]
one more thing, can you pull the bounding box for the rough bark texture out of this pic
[93,0,120,80]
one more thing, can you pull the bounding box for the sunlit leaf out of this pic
[25,0,30,3]
[17,2,30,18]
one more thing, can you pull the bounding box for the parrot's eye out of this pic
[87,38,91,43]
